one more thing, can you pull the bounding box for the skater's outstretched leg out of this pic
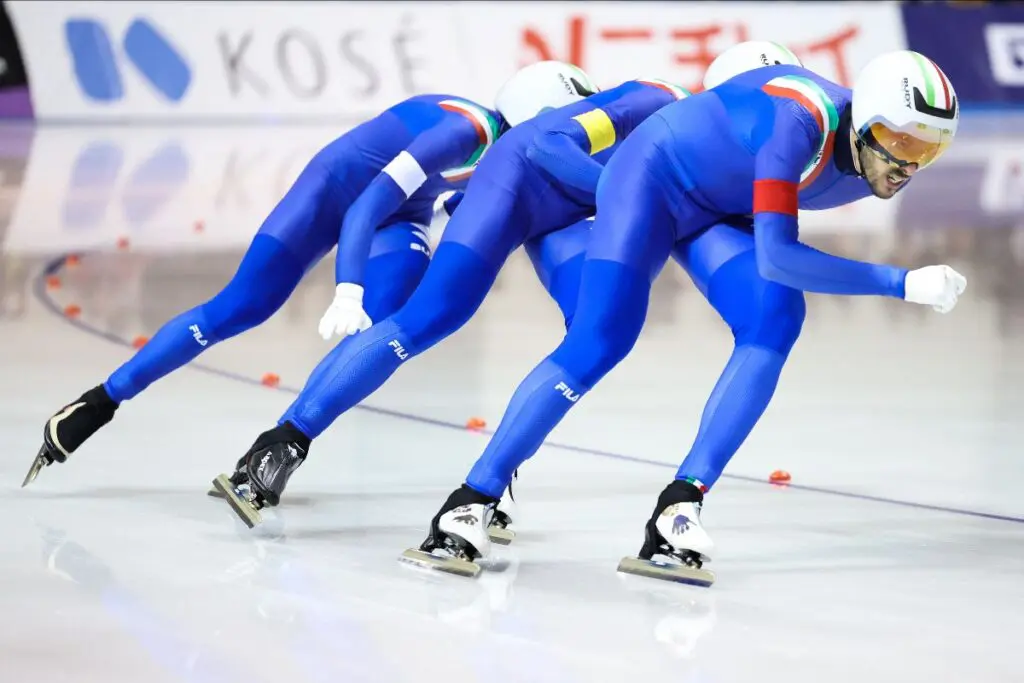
[28,162,339,485]
[618,221,804,585]
[463,156,677,501]
[524,217,591,329]
[278,182,524,441]
[105,234,306,402]
[671,220,805,492]
[208,222,433,500]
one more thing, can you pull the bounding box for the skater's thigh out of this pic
[362,221,431,321]
[586,167,676,284]
[672,218,805,347]
[671,217,755,298]
[524,218,591,325]
[256,161,349,270]
[435,178,527,271]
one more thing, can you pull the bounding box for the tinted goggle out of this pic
[857,121,953,170]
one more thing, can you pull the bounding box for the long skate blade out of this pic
[487,526,515,545]
[211,475,262,529]
[22,448,49,488]
[616,556,715,588]
[398,548,481,578]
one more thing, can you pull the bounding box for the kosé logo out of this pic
[985,24,1024,87]
[65,18,192,103]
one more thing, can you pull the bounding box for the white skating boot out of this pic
[618,480,716,587]
[400,484,500,578]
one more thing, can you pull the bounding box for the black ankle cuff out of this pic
[86,385,119,410]
[253,422,312,454]
[459,483,500,505]
[657,479,704,509]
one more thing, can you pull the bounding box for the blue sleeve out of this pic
[752,101,907,297]
[441,191,463,217]
[335,116,481,285]
[526,82,679,197]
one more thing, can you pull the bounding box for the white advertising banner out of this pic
[458,1,907,93]
[7,0,906,121]
[6,0,470,121]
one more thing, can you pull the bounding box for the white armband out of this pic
[383,151,428,197]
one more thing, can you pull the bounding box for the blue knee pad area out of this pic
[392,241,499,352]
[362,224,430,322]
[707,251,806,355]
[105,235,304,402]
[201,235,306,340]
[550,259,652,387]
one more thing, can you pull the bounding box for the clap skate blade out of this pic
[398,549,482,578]
[22,445,51,488]
[211,474,263,529]
[616,556,715,588]
[487,526,514,545]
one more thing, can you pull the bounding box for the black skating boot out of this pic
[211,422,310,528]
[24,385,119,487]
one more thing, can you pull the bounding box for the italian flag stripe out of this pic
[762,83,823,133]
[910,51,952,110]
[440,99,498,146]
[638,78,691,101]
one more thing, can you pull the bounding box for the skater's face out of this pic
[857,142,918,199]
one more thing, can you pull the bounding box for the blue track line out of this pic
[34,254,1024,525]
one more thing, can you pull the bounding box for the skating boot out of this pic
[617,480,716,587]
[211,422,309,529]
[24,386,119,487]
[399,484,500,578]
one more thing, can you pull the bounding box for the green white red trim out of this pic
[761,75,839,189]
[638,78,691,101]
[910,51,953,111]
[439,98,501,182]
[439,99,500,146]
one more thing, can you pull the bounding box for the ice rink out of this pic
[2,116,1023,683]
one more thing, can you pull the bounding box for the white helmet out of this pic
[703,40,803,90]
[852,50,958,170]
[494,61,599,127]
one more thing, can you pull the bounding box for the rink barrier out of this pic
[32,251,1024,526]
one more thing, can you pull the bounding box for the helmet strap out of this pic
[835,105,863,178]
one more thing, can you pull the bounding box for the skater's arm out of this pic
[752,103,906,297]
[335,115,483,286]
[526,82,684,196]
[439,191,464,218]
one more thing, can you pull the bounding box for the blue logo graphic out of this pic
[65,18,191,103]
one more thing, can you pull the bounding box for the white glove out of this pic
[318,283,372,340]
[903,265,967,314]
